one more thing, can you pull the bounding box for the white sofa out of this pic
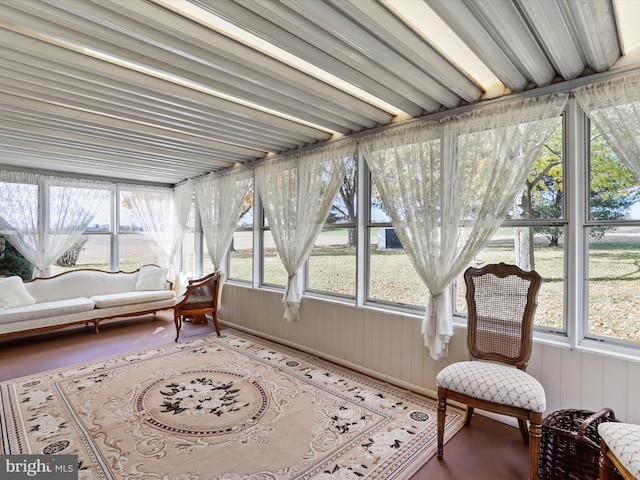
[0,265,176,338]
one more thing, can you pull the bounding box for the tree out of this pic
[54,235,88,267]
[328,159,357,247]
[238,184,254,226]
[230,183,254,252]
[0,238,33,280]
[517,124,640,260]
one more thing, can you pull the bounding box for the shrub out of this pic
[54,236,88,267]
[0,240,33,280]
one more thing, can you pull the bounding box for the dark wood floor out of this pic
[0,311,529,479]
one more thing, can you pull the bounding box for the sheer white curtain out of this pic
[361,94,567,359]
[195,167,252,273]
[255,142,353,321]
[121,183,192,285]
[0,171,111,277]
[574,72,640,178]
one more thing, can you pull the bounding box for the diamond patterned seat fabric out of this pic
[437,361,545,413]
[599,422,640,479]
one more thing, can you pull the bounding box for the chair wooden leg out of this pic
[465,406,474,426]
[528,412,542,480]
[518,417,530,444]
[437,388,446,459]
[174,310,181,342]
[600,448,616,480]
[211,311,221,336]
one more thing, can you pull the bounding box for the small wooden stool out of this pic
[598,422,640,480]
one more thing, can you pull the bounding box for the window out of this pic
[50,188,112,275]
[229,180,253,283]
[307,157,357,297]
[262,228,287,286]
[118,189,160,271]
[455,120,566,332]
[181,193,196,279]
[367,177,427,308]
[0,178,37,279]
[586,121,640,343]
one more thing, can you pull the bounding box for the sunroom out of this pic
[1,1,640,479]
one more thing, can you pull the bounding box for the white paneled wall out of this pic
[220,284,640,424]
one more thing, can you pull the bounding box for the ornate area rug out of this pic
[0,330,464,479]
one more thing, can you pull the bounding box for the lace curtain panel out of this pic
[121,183,192,284]
[361,93,568,360]
[195,167,252,273]
[0,171,111,277]
[574,72,640,179]
[255,142,354,321]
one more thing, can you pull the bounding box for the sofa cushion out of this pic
[0,298,95,324]
[134,266,168,291]
[0,276,37,310]
[91,290,176,309]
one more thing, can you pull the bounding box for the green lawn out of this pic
[51,231,639,343]
[231,235,639,343]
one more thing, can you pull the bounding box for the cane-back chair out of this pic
[174,271,222,341]
[436,262,545,480]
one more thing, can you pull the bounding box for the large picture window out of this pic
[307,156,357,298]
[118,189,160,271]
[50,195,112,275]
[455,120,566,332]
[368,177,426,308]
[587,122,640,343]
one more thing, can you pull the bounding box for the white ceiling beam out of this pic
[516,0,586,80]
[0,154,194,185]
[281,0,461,110]
[465,0,556,87]
[0,27,331,144]
[78,0,393,128]
[230,0,444,114]
[0,70,296,154]
[0,93,259,160]
[563,0,621,72]
[0,53,316,152]
[2,1,376,133]
[0,144,207,184]
[196,0,424,117]
[427,0,530,92]
[332,0,482,104]
[0,119,234,168]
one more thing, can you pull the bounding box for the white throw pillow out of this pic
[0,276,37,310]
[134,266,168,291]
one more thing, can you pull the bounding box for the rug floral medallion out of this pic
[0,330,464,479]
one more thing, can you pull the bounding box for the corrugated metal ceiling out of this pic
[0,0,633,185]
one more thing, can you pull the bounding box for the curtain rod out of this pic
[226,63,640,174]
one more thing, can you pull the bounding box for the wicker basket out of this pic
[538,408,620,480]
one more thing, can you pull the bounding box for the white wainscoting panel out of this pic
[220,284,640,423]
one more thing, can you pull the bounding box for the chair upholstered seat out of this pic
[599,422,640,479]
[436,361,545,413]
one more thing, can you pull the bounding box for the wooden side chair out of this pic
[436,262,545,480]
[599,422,640,479]
[174,271,222,341]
